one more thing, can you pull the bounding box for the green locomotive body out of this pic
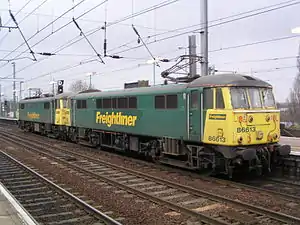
[18,74,291,177]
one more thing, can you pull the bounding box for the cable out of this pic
[35,0,180,59]
[251,65,297,74]
[1,0,177,67]
[108,0,300,53]
[0,0,88,64]
[222,56,297,65]
[0,7,180,33]
[4,0,297,84]
[109,0,300,55]
[1,0,180,80]
[21,46,179,85]
[0,0,33,27]
[0,0,49,47]
[0,0,109,73]
[209,35,300,53]
[0,0,35,45]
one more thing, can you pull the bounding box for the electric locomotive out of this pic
[18,73,291,177]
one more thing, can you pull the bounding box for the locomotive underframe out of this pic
[19,120,290,178]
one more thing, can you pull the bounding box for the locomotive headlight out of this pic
[256,130,263,140]
[273,133,278,140]
[247,134,251,143]
[266,115,270,122]
[237,136,243,144]
[217,128,224,137]
[248,115,253,123]
[267,135,273,142]
[238,115,244,123]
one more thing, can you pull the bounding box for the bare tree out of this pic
[286,44,300,125]
[69,80,94,93]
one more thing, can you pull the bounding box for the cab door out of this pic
[55,99,61,125]
[61,98,71,126]
[187,89,202,142]
[55,98,71,126]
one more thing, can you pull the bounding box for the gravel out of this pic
[14,130,300,218]
[1,142,197,225]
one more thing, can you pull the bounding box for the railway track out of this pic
[0,131,299,224]
[240,177,300,198]
[0,150,122,225]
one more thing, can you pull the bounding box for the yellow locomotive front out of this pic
[202,80,291,176]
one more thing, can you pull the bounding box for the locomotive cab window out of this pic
[63,99,68,108]
[203,88,213,109]
[215,88,225,109]
[248,88,262,108]
[191,90,198,109]
[20,103,25,109]
[82,100,87,109]
[230,87,250,109]
[55,99,60,109]
[261,88,276,108]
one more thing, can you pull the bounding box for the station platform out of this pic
[0,182,37,225]
[0,117,18,126]
[0,116,17,121]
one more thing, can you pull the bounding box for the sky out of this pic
[0,0,299,103]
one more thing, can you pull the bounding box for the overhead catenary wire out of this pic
[1,0,180,80]
[209,35,300,53]
[72,17,105,63]
[0,0,50,48]
[131,24,159,67]
[9,10,37,61]
[0,0,109,72]
[2,0,299,87]
[0,0,89,64]
[0,7,180,34]
[0,0,33,28]
[5,0,179,68]
[221,55,298,65]
[22,46,180,85]
[109,0,300,54]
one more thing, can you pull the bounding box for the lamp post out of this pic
[146,57,170,86]
[49,81,56,96]
[291,26,300,67]
[86,72,96,89]
[19,81,24,101]
[0,92,3,117]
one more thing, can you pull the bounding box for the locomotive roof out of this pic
[20,96,54,103]
[20,74,272,102]
[73,73,272,99]
[188,73,272,88]
[72,83,187,99]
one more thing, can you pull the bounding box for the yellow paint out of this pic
[27,112,40,119]
[55,99,71,126]
[96,112,137,127]
[202,87,281,146]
